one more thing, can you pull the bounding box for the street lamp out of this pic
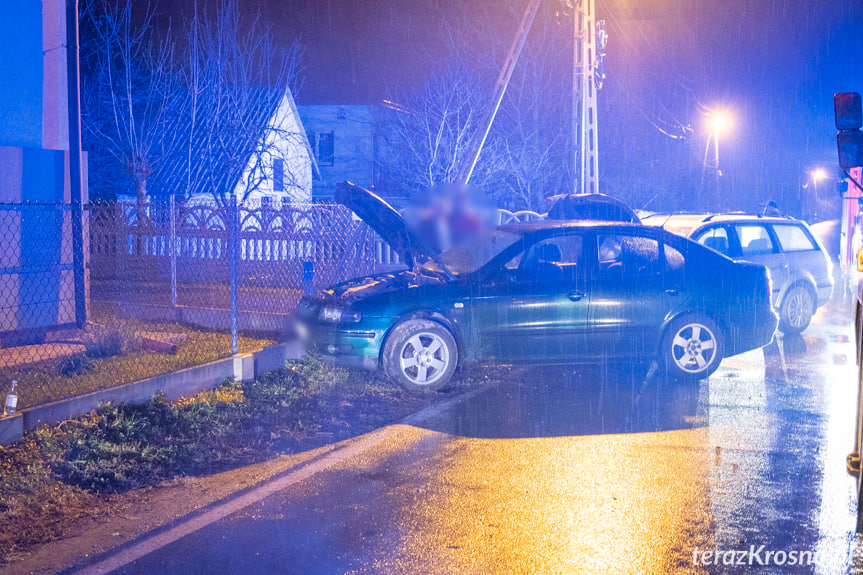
[711,112,729,135]
[700,109,732,209]
[708,111,731,172]
[810,168,828,222]
[811,168,827,182]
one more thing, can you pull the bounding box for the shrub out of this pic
[58,353,95,377]
[82,325,139,359]
[39,358,464,494]
[49,370,320,493]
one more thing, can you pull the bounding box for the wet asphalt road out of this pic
[93,305,862,574]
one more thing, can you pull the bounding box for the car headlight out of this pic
[318,307,363,323]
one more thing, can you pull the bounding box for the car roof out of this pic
[641,212,805,236]
[499,220,647,233]
[642,212,801,225]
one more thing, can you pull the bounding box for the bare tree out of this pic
[384,2,573,211]
[487,11,573,212]
[81,0,183,212]
[180,0,304,207]
[387,62,493,194]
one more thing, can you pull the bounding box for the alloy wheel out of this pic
[785,288,813,330]
[670,323,718,374]
[399,332,451,386]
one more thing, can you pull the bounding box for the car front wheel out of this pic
[661,315,724,381]
[382,319,458,392]
[778,285,814,335]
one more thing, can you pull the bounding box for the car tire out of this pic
[660,314,724,382]
[382,319,458,392]
[778,285,814,335]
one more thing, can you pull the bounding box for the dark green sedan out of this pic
[299,184,778,391]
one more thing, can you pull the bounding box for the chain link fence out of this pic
[0,200,378,410]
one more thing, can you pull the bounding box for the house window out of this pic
[307,131,335,166]
[318,132,335,165]
[273,158,284,191]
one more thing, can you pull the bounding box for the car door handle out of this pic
[665,288,679,296]
[567,290,585,301]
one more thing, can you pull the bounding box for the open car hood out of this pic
[335,182,442,272]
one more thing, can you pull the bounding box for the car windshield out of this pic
[434,230,522,276]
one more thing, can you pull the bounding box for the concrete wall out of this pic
[0,1,89,337]
[0,148,89,334]
[0,0,68,151]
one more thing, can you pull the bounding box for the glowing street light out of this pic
[700,109,733,208]
[707,110,732,169]
[710,111,730,134]
[811,168,827,182]
[808,168,829,222]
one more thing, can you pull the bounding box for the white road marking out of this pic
[74,385,490,575]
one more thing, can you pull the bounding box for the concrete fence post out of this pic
[229,197,239,355]
[170,194,177,307]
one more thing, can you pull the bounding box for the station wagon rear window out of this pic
[735,224,775,255]
[772,224,817,252]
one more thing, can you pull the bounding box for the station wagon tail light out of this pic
[857,248,863,272]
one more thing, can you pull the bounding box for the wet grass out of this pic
[0,359,500,565]
[1,315,273,410]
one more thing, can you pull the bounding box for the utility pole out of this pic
[67,0,87,328]
[457,0,541,184]
[571,0,606,195]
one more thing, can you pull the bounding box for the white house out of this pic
[228,88,319,208]
[122,87,319,211]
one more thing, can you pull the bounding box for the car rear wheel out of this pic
[778,285,814,335]
[661,315,724,381]
[382,319,458,392]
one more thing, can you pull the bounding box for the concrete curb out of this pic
[0,412,23,445]
[0,340,305,445]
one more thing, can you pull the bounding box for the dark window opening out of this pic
[273,158,284,192]
[317,132,335,166]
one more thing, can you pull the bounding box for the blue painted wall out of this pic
[0,0,44,149]
[0,1,84,335]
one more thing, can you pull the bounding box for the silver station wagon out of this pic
[643,213,833,334]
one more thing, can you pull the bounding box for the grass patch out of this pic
[0,359,502,564]
[2,315,273,410]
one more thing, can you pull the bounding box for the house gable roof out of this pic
[150,86,317,201]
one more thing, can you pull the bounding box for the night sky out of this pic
[162,0,863,213]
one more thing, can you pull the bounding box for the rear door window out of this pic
[596,233,660,278]
[734,225,776,256]
[693,226,730,255]
[516,234,584,284]
[664,244,685,272]
[772,224,817,252]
